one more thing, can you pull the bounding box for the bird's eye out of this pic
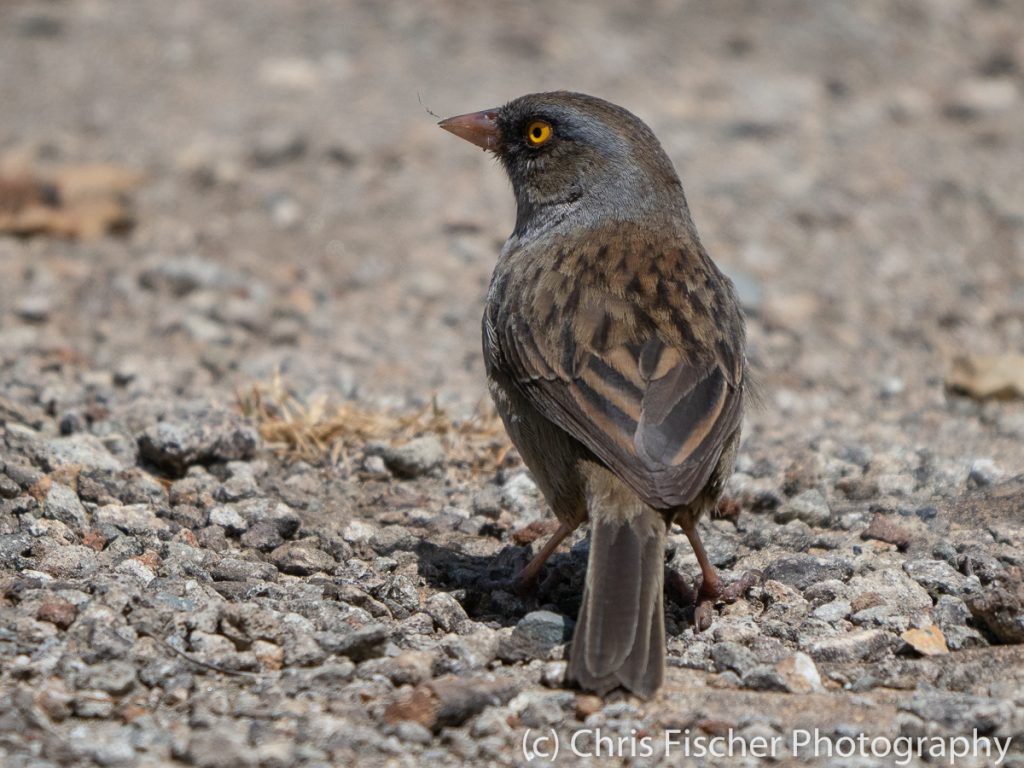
[526,120,553,147]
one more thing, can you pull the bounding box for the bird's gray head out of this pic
[440,91,689,238]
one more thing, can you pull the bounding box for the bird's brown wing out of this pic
[487,227,744,509]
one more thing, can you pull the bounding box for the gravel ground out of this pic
[2,1,1024,766]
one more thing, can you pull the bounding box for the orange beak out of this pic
[438,108,502,151]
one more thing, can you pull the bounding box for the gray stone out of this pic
[78,661,137,694]
[901,691,1013,733]
[187,723,257,768]
[342,519,377,544]
[424,592,469,633]
[711,641,759,676]
[360,650,434,686]
[93,504,169,535]
[498,610,574,662]
[136,407,259,475]
[43,483,86,528]
[43,434,123,472]
[189,630,236,655]
[812,599,851,623]
[511,690,575,727]
[902,559,981,598]
[541,660,569,688]
[240,520,285,551]
[932,595,971,628]
[942,625,988,651]
[308,660,356,685]
[209,557,278,582]
[91,731,136,766]
[269,539,335,575]
[850,605,912,633]
[215,474,261,502]
[38,545,99,579]
[376,573,419,617]
[237,499,301,534]
[3,461,44,490]
[208,504,249,533]
[280,622,327,667]
[500,472,543,520]
[363,454,388,475]
[440,629,501,671]
[774,651,825,693]
[370,526,420,554]
[113,558,156,587]
[0,473,19,499]
[315,624,389,661]
[802,629,895,663]
[763,554,854,591]
[394,720,433,745]
[775,489,831,527]
[965,586,1024,644]
[78,467,166,507]
[847,567,933,612]
[742,664,789,692]
[967,458,1002,488]
[471,486,503,519]
[73,690,115,718]
[382,436,445,478]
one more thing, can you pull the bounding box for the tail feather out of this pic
[567,506,667,699]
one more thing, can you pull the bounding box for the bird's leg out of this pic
[680,519,758,631]
[512,522,573,596]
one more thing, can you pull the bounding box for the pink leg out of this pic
[681,519,758,631]
[513,522,573,595]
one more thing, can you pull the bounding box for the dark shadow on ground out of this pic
[414,537,698,634]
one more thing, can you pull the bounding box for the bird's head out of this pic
[440,91,687,237]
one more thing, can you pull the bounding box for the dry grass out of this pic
[237,373,514,473]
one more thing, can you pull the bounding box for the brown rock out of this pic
[133,550,162,570]
[384,675,520,732]
[850,592,886,613]
[252,640,285,671]
[966,584,1024,644]
[35,679,73,721]
[901,625,949,656]
[37,599,77,629]
[82,530,109,551]
[946,353,1024,400]
[861,513,912,551]
[575,694,603,720]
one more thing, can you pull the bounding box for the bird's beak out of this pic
[439,108,502,151]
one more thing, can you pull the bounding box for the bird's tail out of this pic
[567,499,667,699]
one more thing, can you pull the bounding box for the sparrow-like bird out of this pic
[440,92,751,698]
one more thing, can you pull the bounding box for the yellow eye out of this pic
[526,120,552,146]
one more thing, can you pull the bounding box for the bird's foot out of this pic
[692,570,761,632]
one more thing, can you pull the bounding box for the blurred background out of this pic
[1,0,1022,439]
[2,4,1023,762]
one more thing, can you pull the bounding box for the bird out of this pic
[439,91,752,699]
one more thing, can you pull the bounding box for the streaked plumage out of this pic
[441,91,749,698]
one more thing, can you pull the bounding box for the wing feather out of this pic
[488,225,744,509]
